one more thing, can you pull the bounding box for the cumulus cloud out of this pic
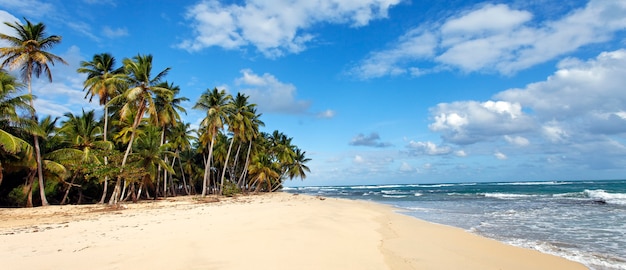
[426,48,626,169]
[351,0,626,78]
[504,135,530,147]
[349,132,392,148]
[406,141,451,156]
[235,69,310,114]
[178,0,401,57]
[429,100,534,145]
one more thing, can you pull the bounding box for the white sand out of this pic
[0,193,587,269]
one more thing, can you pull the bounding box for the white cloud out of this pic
[455,150,467,157]
[102,26,128,39]
[429,100,534,145]
[0,10,19,47]
[494,151,508,160]
[426,48,626,170]
[352,0,626,78]
[504,135,530,146]
[0,1,55,18]
[30,46,97,118]
[354,155,364,164]
[235,69,310,114]
[406,140,451,155]
[179,0,401,57]
[399,162,413,172]
[316,109,336,119]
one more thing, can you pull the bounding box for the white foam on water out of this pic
[481,193,536,199]
[506,239,626,270]
[584,190,626,205]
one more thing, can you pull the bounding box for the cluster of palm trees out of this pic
[0,19,310,207]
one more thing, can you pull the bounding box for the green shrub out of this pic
[222,181,241,197]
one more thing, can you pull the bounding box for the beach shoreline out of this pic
[0,193,587,269]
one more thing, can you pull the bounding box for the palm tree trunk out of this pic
[163,155,169,198]
[201,134,216,196]
[110,102,145,205]
[237,140,253,189]
[24,170,36,207]
[99,105,110,204]
[219,136,235,195]
[27,74,48,206]
[61,174,78,205]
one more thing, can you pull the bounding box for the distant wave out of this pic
[495,181,571,186]
[382,194,408,198]
[481,193,537,199]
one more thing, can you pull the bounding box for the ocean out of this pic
[284,180,626,270]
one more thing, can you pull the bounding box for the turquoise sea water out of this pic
[285,180,626,270]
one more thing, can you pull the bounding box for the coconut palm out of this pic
[248,153,280,192]
[193,88,233,196]
[168,122,194,195]
[0,18,67,206]
[50,110,112,204]
[107,54,171,204]
[0,69,33,187]
[152,81,187,197]
[77,53,124,203]
[237,109,264,190]
[219,93,255,195]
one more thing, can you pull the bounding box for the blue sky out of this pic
[1,0,626,186]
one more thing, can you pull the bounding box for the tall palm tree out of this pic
[77,53,124,203]
[0,69,33,187]
[193,88,233,196]
[237,109,264,190]
[219,93,255,195]
[0,18,67,206]
[107,54,171,204]
[152,81,187,197]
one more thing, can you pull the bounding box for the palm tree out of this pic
[193,88,233,196]
[168,122,194,195]
[219,93,255,195]
[130,125,174,202]
[107,54,171,204]
[0,69,33,187]
[152,81,187,197]
[50,110,112,204]
[248,153,279,192]
[77,53,124,203]
[0,18,67,206]
[237,109,264,190]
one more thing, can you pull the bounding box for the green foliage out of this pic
[7,185,26,207]
[222,181,241,197]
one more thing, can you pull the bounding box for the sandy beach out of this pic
[0,193,587,270]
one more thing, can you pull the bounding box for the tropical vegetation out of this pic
[0,18,310,207]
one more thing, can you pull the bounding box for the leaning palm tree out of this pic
[0,18,67,206]
[107,54,171,205]
[193,88,233,196]
[77,53,124,203]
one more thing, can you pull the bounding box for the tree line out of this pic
[0,18,310,207]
